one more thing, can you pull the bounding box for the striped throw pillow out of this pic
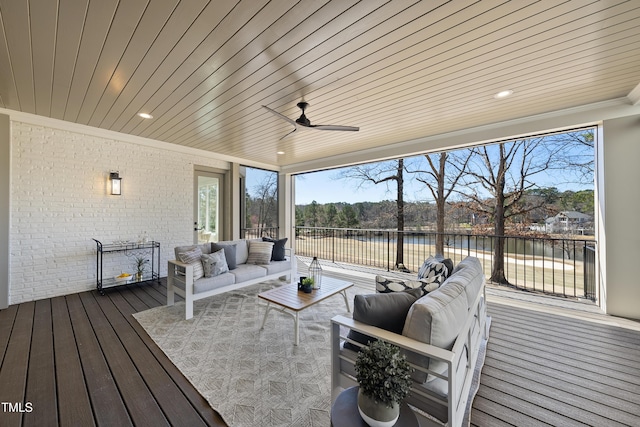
[177,247,204,281]
[246,241,274,265]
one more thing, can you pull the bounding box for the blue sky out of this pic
[247,131,595,205]
[295,169,422,205]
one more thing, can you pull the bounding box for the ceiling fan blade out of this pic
[311,125,359,131]
[279,127,297,140]
[262,105,297,127]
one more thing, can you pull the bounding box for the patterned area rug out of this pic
[134,281,366,427]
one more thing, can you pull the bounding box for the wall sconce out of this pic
[110,171,122,195]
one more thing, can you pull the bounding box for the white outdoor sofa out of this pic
[331,256,489,427]
[167,238,295,319]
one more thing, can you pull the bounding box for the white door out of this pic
[195,171,224,244]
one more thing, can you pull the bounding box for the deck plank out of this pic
[488,303,640,352]
[66,292,132,426]
[0,302,35,426]
[485,346,640,414]
[78,291,170,426]
[50,296,96,427]
[0,304,18,367]
[93,290,209,426]
[482,365,633,426]
[108,289,227,426]
[475,379,587,427]
[23,300,57,427]
[471,395,529,426]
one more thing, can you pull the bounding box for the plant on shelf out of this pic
[355,340,413,427]
[133,256,149,281]
[300,277,314,293]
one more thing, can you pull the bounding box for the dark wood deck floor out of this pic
[0,279,227,427]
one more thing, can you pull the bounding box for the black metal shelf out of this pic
[92,239,161,294]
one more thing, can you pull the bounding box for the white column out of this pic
[278,172,295,249]
[600,115,640,319]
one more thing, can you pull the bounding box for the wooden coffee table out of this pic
[258,276,353,345]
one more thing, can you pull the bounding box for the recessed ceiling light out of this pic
[494,90,513,99]
[138,112,153,119]
[276,151,285,155]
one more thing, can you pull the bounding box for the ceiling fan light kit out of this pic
[263,101,359,139]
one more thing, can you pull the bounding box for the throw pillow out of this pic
[177,247,204,282]
[246,241,274,265]
[262,237,288,261]
[212,243,237,270]
[344,288,422,352]
[416,256,452,291]
[375,275,436,295]
[201,248,229,278]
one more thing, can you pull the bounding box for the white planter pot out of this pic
[357,389,400,427]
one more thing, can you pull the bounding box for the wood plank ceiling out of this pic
[1,0,640,168]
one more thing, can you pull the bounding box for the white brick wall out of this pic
[10,121,230,304]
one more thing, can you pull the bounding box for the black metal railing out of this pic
[295,226,597,301]
[241,227,279,239]
[583,244,597,300]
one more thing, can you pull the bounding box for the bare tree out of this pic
[341,159,408,271]
[408,151,471,256]
[460,138,560,284]
[252,173,278,232]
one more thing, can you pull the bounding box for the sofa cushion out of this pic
[262,237,288,261]
[246,241,274,265]
[193,272,236,294]
[261,259,291,276]
[375,275,438,295]
[201,248,229,278]
[177,247,204,282]
[344,288,423,351]
[402,280,468,383]
[212,243,237,270]
[416,256,452,290]
[230,264,267,283]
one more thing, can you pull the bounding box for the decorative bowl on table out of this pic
[114,273,132,284]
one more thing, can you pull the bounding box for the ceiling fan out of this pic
[262,101,359,139]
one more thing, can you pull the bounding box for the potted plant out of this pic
[300,277,314,293]
[133,256,149,282]
[355,340,413,427]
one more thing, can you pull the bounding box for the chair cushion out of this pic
[246,241,274,265]
[344,288,422,351]
[402,281,469,383]
[262,237,288,261]
[212,243,237,270]
[444,256,485,310]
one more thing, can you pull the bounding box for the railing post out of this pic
[387,231,390,272]
[332,228,335,263]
